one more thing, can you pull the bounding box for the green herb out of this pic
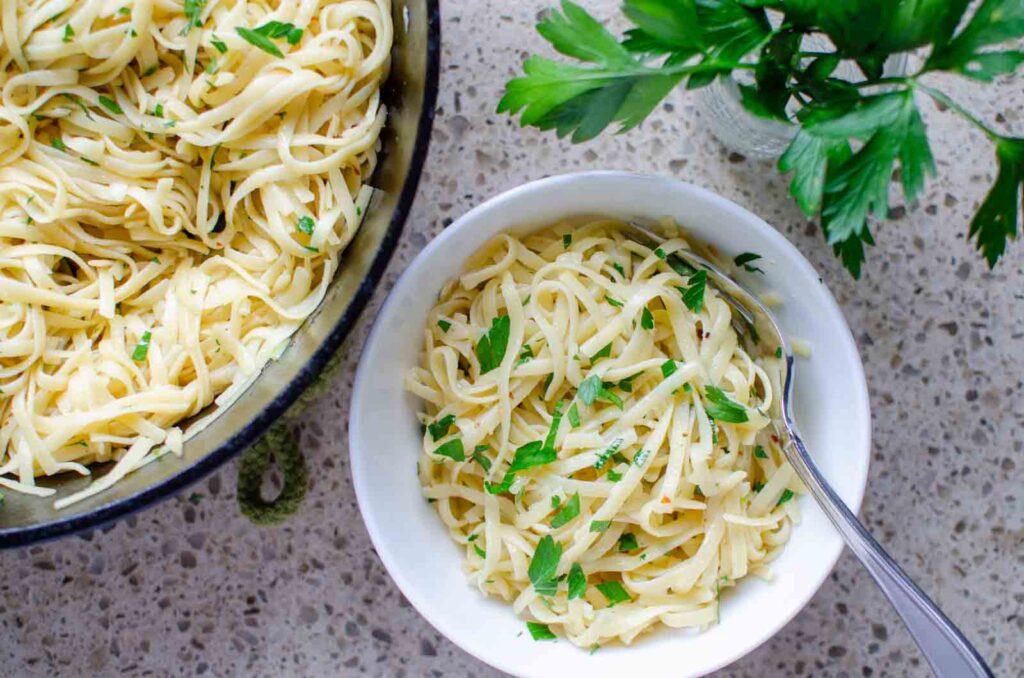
[211,37,228,53]
[617,532,639,552]
[679,269,707,313]
[590,519,611,532]
[516,344,534,366]
[660,360,677,379]
[595,580,631,606]
[434,438,465,462]
[528,535,562,596]
[476,315,511,374]
[151,256,160,264]
[590,342,612,362]
[427,414,456,442]
[612,262,625,276]
[775,347,783,359]
[551,494,561,509]
[733,252,764,274]
[567,401,580,428]
[129,28,138,37]
[594,438,623,470]
[153,103,164,117]
[607,468,623,482]
[654,248,666,260]
[542,373,553,393]
[567,562,587,599]
[527,621,557,641]
[183,0,206,33]
[499,0,1024,277]
[704,385,749,423]
[633,448,651,466]
[143,64,159,77]
[551,492,580,528]
[51,137,66,152]
[578,374,601,405]
[253,20,304,45]
[296,215,315,235]
[474,545,486,558]
[484,471,515,494]
[436,319,451,333]
[131,331,152,361]
[669,257,697,277]
[236,26,285,57]
[508,441,557,472]
[605,295,623,308]
[471,445,492,472]
[544,400,565,451]
[640,307,654,330]
[468,533,478,542]
[777,488,795,506]
[80,157,99,166]
[754,445,768,459]
[683,382,693,393]
[204,58,219,74]
[563,233,572,248]
[303,245,319,253]
[753,481,765,493]
[63,24,74,43]
[117,7,131,16]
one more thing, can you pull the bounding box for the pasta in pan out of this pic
[0,0,391,506]
[406,219,802,647]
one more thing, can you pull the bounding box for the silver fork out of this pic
[623,221,993,678]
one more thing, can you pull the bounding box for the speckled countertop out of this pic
[2,2,1022,677]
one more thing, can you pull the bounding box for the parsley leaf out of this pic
[476,315,511,374]
[777,488,795,506]
[63,24,74,43]
[754,445,769,459]
[484,472,515,494]
[925,0,1024,81]
[296,215,315,235]
[131,331,152,361]
[733,252,764,273]
[704,385,749,423]
[427,414,456,442]
[183,0,206,34]
[437,319,451,332]
[236,26,284,57]
[508,441,557,472]
[550,492,580,528]
[590,519,612,532]
[544,400,565,451]
[434,438,465,461]
[660,359,677,379]
[527,621,557,640]
[594,438,624,470]
[969,137,1024,267]
[640,307,654,330]
[98,96,122,115]
[590,342,613,362]
[528,535,562,596]
[595,580,631,606]
[567,562,587,599]
[567,401,581,428]
[578,374,601,405]
[679,269,707,313]
[617,532,639,552]
[471,445,492,472]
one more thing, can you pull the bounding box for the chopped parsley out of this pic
[617,533,639,552]
[153,103,164,117]
[254,20,304,44]
[508,440,556,472]
[50,137,66,152]
[595,580,631,606]
[612,262,625,276]
[640,307,654,330]
[296,215,315,235]
[594,438,623,470]
[471,445,492,472]
[516,344,534,366]
[567,402,580,428]
[236,26,284,57]
[476,314,510,374]
[577,374,623,409]
[617,372,641,392]
[753,482,765,493]
[654,247,666,259]
[775,346,784,359]
[660,360,677,379]
[131,331,152,361]
[589,520,611,532]
[434,438,465,461]
[550,492,580,528]
[117,7,131,16]
[183,0,206,33]
[427,413,456,442]
[633,449,652,466]
[526,621,557,641]
[567,562,586,600]
[563,233,572,248]
[543,400,565,451]
[607,468,623,482]
[528,535,561,596]
[63,25,74,43]
[683,382,693,393]
[734,252,764,274]
[474,545,486,558]
[704,386,749,423]
[591,342,612,363]
[437,319,451,332]
[211,37,228,53]
[551,495,561,509]
[754,445,769,459]
[605,295,623,308]
[679,269,707,313]
[777,488,795,506]
[484,472,515,495]
[142,64,159,77]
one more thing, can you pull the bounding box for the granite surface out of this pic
[2,2,1022,677]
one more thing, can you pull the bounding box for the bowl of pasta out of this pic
[0,0,439,545]
[349,171,871,677]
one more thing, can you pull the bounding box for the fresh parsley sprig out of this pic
[500,0,1024,278]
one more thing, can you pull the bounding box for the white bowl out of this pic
[350,171,871,678]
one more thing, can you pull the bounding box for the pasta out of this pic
[406,219,803,648]
[0,0,392,507]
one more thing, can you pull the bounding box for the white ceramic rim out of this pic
[350,171,871,677]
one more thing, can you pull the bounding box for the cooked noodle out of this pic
[0,0,391,507]
[406,219,802,647]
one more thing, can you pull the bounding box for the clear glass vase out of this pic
[696,54,910,160]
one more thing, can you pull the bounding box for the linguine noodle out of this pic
[406,219,802,647]
[0,0,392,507]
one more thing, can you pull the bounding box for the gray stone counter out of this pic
[1,2,1021,676]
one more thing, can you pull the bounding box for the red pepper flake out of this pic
[660,496,670,504]
[770,434,780,443]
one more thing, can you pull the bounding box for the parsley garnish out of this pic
[528,535,562,596]
[605,295,623,308]
[508,441,556,472]
[543,400,565,451]
[660,360,677,379]
[182,0,206,34]
[775,346,783,359]
[595,580,631,606]
[594,438,623,470]
[476,315,510,374]
[640,307,654,330]
[777,488,795,506]
[131,331,152,361]
[704,386,749,423]
[550,492,580,528]
[474,545,486,558]
[236,27,284,57]
[632,449,651,466]
[563,233,572,248]
[516,344,534,366]
[567,562,587,600]
[437,319,451,332]
[612,262,625,276]
[589,519,611,532]
[63,25,74,42]
[471,445,492,472]
[753,482,765,493]
[526,621,557,641]
[590,342,612,362]
[578,374,623,409]
[551,495,561,509]
[617,533,638,552]
[679,269,707,313]
[484,472,515,494]
[754,445,768,459]
[427,414,456,442]
[254,20,304,45]
[211,37,228,54]
[434,438,465,461]
[607,468,623,482]
[296,215,315,235]
[654,248,666,260]
[734,252,764,274]
[51,137,66,152]
[567,402,580,428]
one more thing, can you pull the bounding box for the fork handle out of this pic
[784,433,993,678]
